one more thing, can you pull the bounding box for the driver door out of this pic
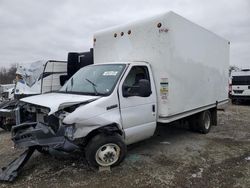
[118,64,157,144]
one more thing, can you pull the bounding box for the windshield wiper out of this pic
[85,78,98,96]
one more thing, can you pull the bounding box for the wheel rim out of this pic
[95,143,120,166]
[204,113,211,130]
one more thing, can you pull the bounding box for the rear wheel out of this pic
[198,111,211,134]
[85,133,126,167]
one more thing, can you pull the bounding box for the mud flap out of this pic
[0,148,35,182]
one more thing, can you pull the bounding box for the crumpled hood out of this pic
[20,92,100,115]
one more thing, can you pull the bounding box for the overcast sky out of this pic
[0,0,249,68]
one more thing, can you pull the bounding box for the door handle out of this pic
[152,105,155,112]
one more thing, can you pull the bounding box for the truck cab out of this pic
[12,62,157,167]
[231,70,250,104]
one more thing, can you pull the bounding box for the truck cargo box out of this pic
[94,11,229,122]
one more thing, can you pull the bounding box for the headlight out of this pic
[54,110,69,120]
[58,103,80,113]
[64,125,75,140]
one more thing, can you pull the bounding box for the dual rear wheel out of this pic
[189,110,212,134]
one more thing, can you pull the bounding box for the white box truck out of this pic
[9,12,229,173]
[230,69,250,103]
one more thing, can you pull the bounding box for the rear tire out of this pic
[85,133,126,168]
[198,111,211,134]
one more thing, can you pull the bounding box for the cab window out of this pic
[122,66,151,97]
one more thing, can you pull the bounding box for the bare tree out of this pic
[0,64,17,84]
[229,65,240,76]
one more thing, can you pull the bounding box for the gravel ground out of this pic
[0,103,249,188]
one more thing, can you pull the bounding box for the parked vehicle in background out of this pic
[15,60,67,97]
[0,60,67,131]
[10,11,229,169]
[231,69,250,104]
[0,84,15,102]
[0,49,94,131]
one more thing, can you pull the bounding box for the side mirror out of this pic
[138,79,151,97]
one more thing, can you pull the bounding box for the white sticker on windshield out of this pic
[103,71,118,76]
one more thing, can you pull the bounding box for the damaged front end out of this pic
[0,101,85,182]
[12,102,80,153]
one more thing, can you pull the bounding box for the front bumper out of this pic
[12,122,79,152]
[231,95,250,100]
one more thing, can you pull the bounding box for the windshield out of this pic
[232,76,250,85]
[60,64,126,96]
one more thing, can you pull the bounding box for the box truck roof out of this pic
[94,11,228,42]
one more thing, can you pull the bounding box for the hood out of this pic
[21,92,100,115]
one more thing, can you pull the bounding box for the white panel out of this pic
[44,61,54,72]
[52,62,67,72]
[118,63,157,143]
[94,11,229,120]
[42,61,67,93]
[124,122,156,145]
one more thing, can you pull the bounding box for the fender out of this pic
[76,123,124,146]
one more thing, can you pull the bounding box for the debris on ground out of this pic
[0,148,35,182]
[191,168,204,178]
[245,156,250,161]
[160,141,171,145]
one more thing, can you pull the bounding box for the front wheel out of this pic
[85,133,127,167]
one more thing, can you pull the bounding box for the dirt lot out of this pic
[0,103,249,188]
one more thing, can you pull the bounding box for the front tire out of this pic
[85,133,127,167]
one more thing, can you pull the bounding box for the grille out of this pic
[233,90,244,94]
